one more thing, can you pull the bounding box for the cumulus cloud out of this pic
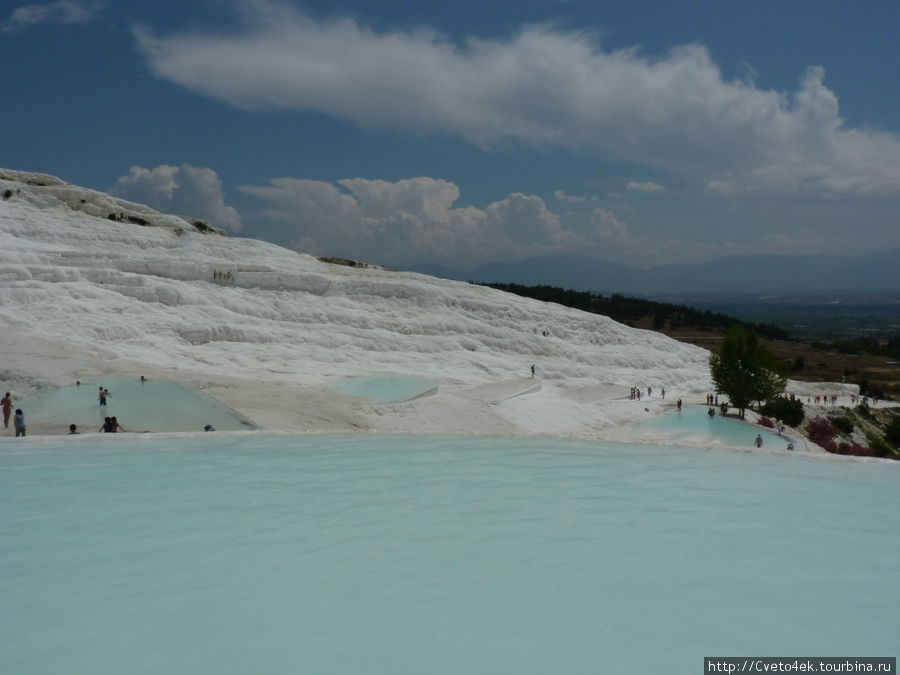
[554,190,586,202]
[626,181,664,194]
[240,173,889,267]
[1,0,106,33]
[590,209,629,239]
[134,2,900,197]
[588,208,753,266]
[110,164,242,232]
[238,174,772,267]
[239,176,598,266]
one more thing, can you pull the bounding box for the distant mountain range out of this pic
[406,249,900,295]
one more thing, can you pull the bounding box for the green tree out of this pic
[760,396,805,427]
[885,417,900,449]
[710,325,786,419]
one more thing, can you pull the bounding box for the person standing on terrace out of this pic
[14,408,25,437]
[1,392,12,428]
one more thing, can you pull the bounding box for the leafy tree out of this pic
[760,396,805,427]
[710,325,786,419]
[885,418,900,449]
[830,416,854,435]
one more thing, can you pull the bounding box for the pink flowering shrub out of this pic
[806,417,894,458]
[836,442,878,457]
[806,417,839,453]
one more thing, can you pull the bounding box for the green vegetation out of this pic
[319,257,380,269]
[805,406,900,459]
[885,418,900,448]
[481,284,789,339]
[829,415,855,435]
[671,295,900,342]
[709,325,786,419]
[826,336,900,359]
[191,219,214,233]
[760,396,805,427]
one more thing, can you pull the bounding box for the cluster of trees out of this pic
[822,335,900,359]
[481,283,789,340]
[760,396,805,427]
[709,325,786,419]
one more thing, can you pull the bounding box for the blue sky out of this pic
[3,0,900,269]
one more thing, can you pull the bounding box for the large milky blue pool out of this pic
[2,434,897,674]
[15,376,254,433]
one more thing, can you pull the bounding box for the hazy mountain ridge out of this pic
[406,250,900,295]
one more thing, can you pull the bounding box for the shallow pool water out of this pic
[2,434,897,674]
[15,376,254,433]
[334,374,437,403]
[642,405,789,448]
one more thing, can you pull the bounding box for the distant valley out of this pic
[406,252,900,341]
[407,250,900,296]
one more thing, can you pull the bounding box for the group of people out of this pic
[628,386,666,401]
[96,385,126,432]
[2,392,26,437]
[100,416,125,433]
[1,384,129,438]
[2,376,224,436]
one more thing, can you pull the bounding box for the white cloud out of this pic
[134,3,900,197]
[554,190,586,202]
[626,181,664,194]
[239,173,894,267]
[758,227,894,257]
[110,164,242,232]
[588,207,753,267]
[239,176,596,266]
[1,0,106,33]
[590,209,629,239]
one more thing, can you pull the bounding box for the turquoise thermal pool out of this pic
[2,434,897,673]
[15,376,254,433]
[333,375,437,403]
[641,404,790,448]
